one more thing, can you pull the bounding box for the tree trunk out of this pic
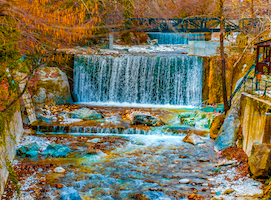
[219,0,229,113]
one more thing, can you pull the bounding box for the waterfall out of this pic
[148,32,205,45]
[74,54,203,106]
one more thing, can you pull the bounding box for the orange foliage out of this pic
[2,0,100,55]
[0,80,15,111]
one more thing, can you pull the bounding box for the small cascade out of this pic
[74,54,203,106]
[35,125,178,135]
[148,32,205,45]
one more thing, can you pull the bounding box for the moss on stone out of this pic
[0,102,19,146]
[210,114,226,140]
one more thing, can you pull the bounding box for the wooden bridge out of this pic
[125,18,260,33]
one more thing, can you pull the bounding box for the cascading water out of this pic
[148,32,205,45]
[74,54,203,106]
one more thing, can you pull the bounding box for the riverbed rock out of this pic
[179,179,190,184]
[41,143,71,157]
[132,114,164,126]
[59,187,82,200]
[37,113,57,123]
[87,138,102,143]
[68,108,103,120]
[29,67,72,105]
[248,143,271,179]
[17,142,40,157]
[210,114,225,139]
[53,167,66,173]
[214,96,241,152]
[141,191,171,200]
[183,133,205,145]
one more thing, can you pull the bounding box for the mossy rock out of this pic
[29,67,72,105]
[210,114,225,139]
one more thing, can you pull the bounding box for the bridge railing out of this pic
[231,65,255,99]
[124,18,263,33]
[243,75,271,99]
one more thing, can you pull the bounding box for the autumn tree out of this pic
[0,0,100,112]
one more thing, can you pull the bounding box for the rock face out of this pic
[214,96,241,152]
[68,108,103,120]
[41,143,71,157]
[240,93,271,156]
[29,67,72,105]
[183,133,205,145]
[248,143,271,179]
[0,104,24,198]
[132,114,164,126]
[210,114,225,139]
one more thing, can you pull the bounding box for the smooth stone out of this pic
[183,133,205,145]
[53,167,66,173]
[68,108,103,120]
[59,187,82,200]
[41,143,71,157]
[132,113,164,126]
[87,138,101,143]
[179,179,190,184]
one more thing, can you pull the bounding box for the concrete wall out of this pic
[240,93,271,156]
[0,103,24,199]
[188,41,220,56]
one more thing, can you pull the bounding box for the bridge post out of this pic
[109,31,114,50]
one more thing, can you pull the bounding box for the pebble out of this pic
[215,160,237,167]
[198,157,210,162]
[202,183,208,187]
[56,184,64,189]
[179,179,190,184]
[222,188,235,195]
[53,167,66,173]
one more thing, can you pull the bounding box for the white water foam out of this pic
[75,101,195,109]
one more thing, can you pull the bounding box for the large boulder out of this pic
[41,143,71,157]
[214,97,241,152]
[248,143,271,179]
[29,67,72,105]
[132,114,164,126]
[68,108,103,120]
[17,142,40,158]
[183,133,205,145]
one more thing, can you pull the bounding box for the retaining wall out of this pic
[0,103,24,199]
[241,93,271,156]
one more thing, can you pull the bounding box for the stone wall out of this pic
[0,103,24,199]
[240,93,271,156]
[188,41,220,56]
